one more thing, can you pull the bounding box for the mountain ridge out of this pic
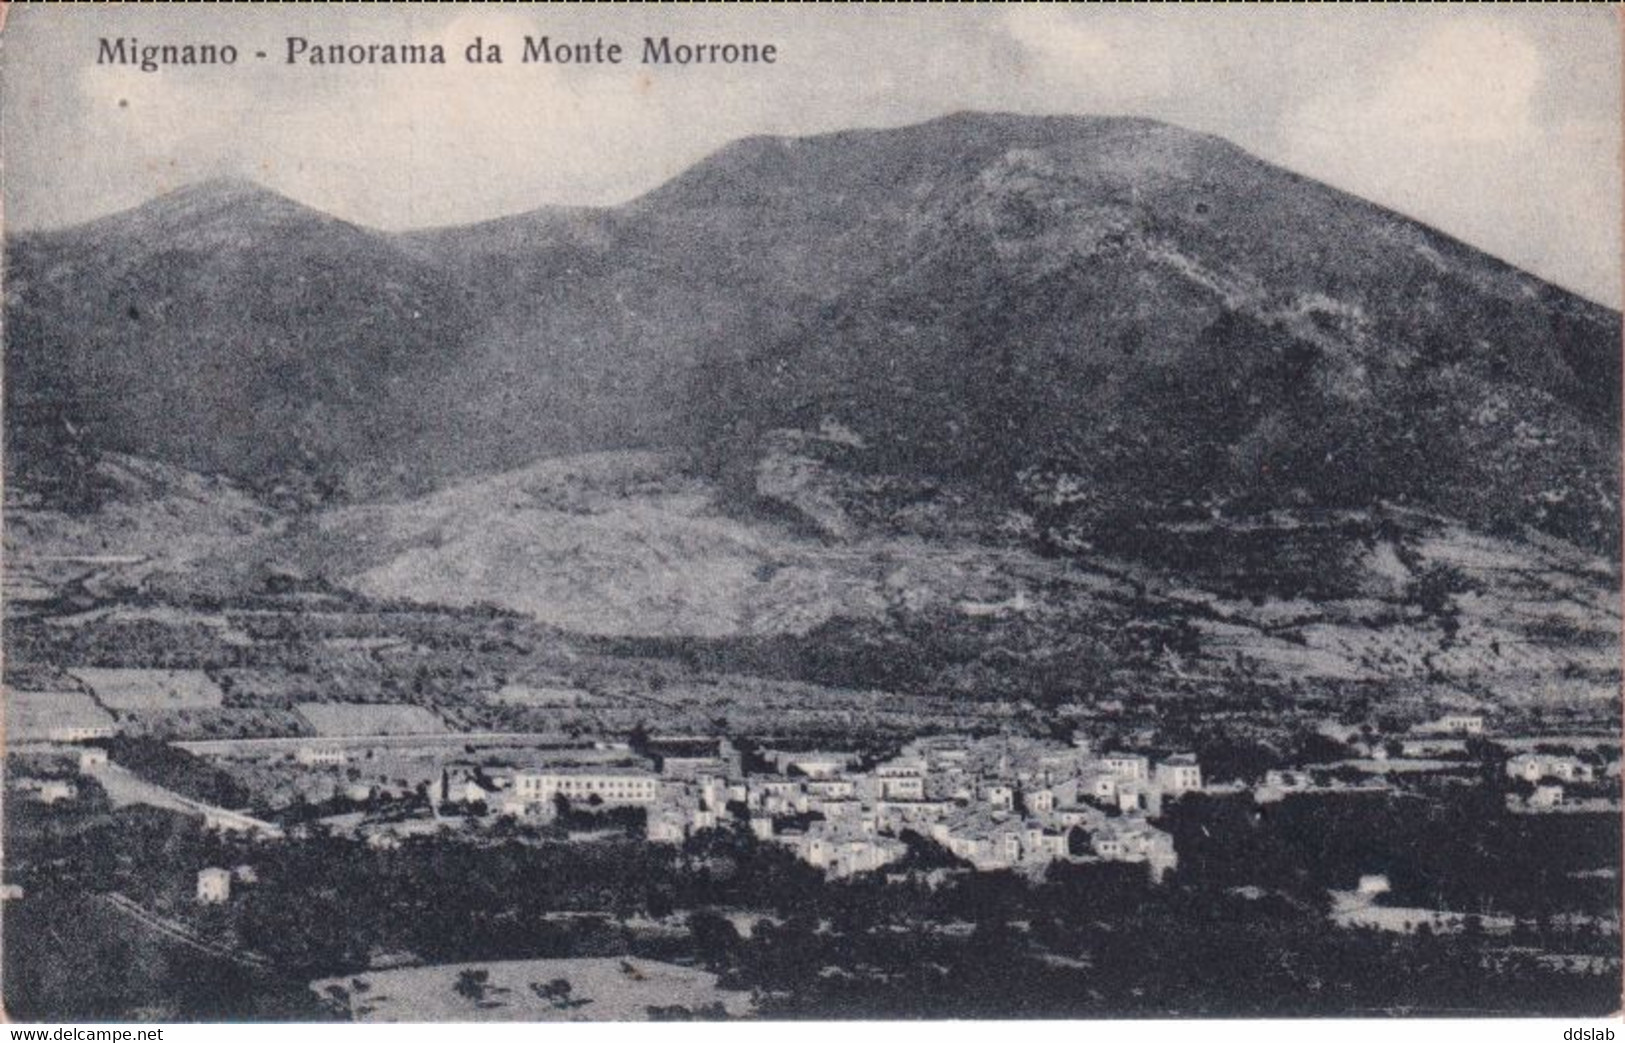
[15,113,1621,310]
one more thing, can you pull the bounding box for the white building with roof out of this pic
[1115,780,1162,816]
[49,724,116,743]
[746,776,809,815]
[873,798,952,833]
[646,811,688,844]
[35,780,77,805]
[1101,753,1150,782]
[296,745,348,767]
[777,824,906,878]
[1529,784,1566,809]
[1506,753,1594,784]
[1415,714,1485,736]
[1091,819,1178,882]
[1357,874,1391,896]
[196,867,232,904]
[1154,754,1203,795]
[873,758,927,800]
[771,750,858,778]
[512,769,658,806]
[980,783,1014,811]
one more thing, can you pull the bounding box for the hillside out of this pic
[681,116,1621,557]
[210,449,1618,717]
[4,179,480,501]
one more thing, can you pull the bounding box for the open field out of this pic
[6,689,115,741]
[73,668,225,711]
[296,703,447,737]
[312,956,753,1021]
[491,683,595,708]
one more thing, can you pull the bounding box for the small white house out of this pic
[1102,753,1151,782]
[1154,754,1203,795]
[36,781,77,805]
[981,783,1014,811]
[646,812,687,844]
[1441,715,1485,735]
[196,867,232,904]
[296,746,348,767]
[1416,714,1484,736]
[1357,874,1392,897]
[1507,754,1594,784]
[1530,784,1565,809]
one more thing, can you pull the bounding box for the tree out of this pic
[453,968,490,1002]
[529,978,589,1010]
[688,909,742,970]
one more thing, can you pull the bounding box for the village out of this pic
[9,689,1620,910]
[546,732,1190,882]
[73,729,1199,889]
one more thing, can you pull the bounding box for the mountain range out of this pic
[8,113,1618,554]
[4,113,1620,711]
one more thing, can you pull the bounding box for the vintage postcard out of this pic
[1,4,1619,1026]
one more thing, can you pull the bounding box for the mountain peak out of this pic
[906,108,1172,137]
[631,110,1220,216]
[68,176,334,244]
[167,174,276,199]
[7,115,1618,557]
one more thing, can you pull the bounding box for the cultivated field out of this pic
[6,689,114,741]
[72,668,225,711]
[313,956,753,1021]
[295,702,448,736]
[491,683,594,708]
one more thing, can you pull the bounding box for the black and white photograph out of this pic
[1,4,1620,1027]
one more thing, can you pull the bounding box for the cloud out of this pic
[4,7,1617,304]
[1281,21,1544,168]
[1384,21,1543,145]
[1276,18,1618,305]
[998,9,1181,106]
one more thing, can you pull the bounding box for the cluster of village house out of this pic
[10,747,107,806]
[425,734,1201,882]
[13,705,1617,906]
[1503,751,1599,810]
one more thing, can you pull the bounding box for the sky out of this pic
[3,6,1619,305]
